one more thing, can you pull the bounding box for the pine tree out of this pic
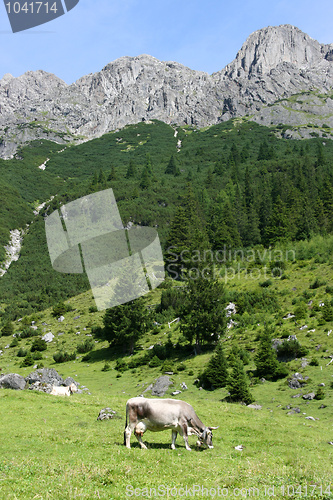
[126,160,136,179]
[165,155,180,176]
[254,326,288,380]
[1,321,14,337]
[108,165,117,181]
[164,206,190,279]
[264,196,290,246]
[201,342,229,389]
[227,358,254,404]
[180,270,226,351]
[103,298,149,355]
[205,168,213,186]
[244,203,261,246]
[140,166,151,190]
[98,168,107,187]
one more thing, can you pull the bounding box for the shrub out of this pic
[32,351,43,360]
[309,357,319,366]
[9,337,19,348]
[276,340,308,359]
[18,327,39,339]
[161,361,174,373]
[81,353,92,362]
[322,303,333,322]
[89,306,98,313]
[17,347,28,357]
[20,353,35,367]
[1,322,14,337]
[294,303,308,320]
[310,277,327,289]
[115,359,128,372]
[259,279,273,288]
[101,362,111,372]
[76,339,94,354]
[52,302,73,317]
[149,355,162,368]
[315,387,325,400]
[177,363,186,372]
[53,351,76,363]
[30,338,47,352]
[325,285,333,294]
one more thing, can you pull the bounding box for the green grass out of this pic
[1,254,333,498]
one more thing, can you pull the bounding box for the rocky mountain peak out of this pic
[223,24,329,78]
[1,24,333,158]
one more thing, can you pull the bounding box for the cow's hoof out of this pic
[171,445,176,450]
[186,447,192,451]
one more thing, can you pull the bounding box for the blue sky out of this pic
[1,0,333,84]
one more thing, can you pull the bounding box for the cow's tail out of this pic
[124,403,128,446]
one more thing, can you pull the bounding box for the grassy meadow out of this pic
[1,249,333,499]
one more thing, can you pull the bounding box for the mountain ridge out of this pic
[1,24,333,158]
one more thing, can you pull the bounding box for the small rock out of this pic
[42,332,54,343]
[235,445,244,451]
[74,315,80,320]
[180,382,188,390]
[97,408,117,420]
[247,404,262,410]
[171,390,182,396]
[319,383,325,387]
[58,316,65,322]
[305,416,316,421]
[303,392,316,400]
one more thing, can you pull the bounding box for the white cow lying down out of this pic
[50,383,77,396]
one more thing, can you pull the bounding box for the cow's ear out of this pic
[208,426,219,430]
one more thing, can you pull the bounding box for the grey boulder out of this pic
[0,373,26,390]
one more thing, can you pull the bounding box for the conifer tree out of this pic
[227,358,254,404]
[254,326,288,380]
[140,166,151,190]
[165,155,180,176]
[103,298,149,355]
[126,160,136,179]
[201,342,229,389]
[108,165,117,181]
[180,269,226,351]
[98,168,107,187]
[264,196,290,246]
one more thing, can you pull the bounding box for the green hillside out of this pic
[1,117,333,319]
[0,244,332,498]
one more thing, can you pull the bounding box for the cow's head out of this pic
[197,427,219,449]
[68,383,78,394]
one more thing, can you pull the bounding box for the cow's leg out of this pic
[124,423,135,449]
[171,430,177,450]
[134,422,147,449]
[179,423,191,451]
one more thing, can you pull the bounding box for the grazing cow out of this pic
[50,383,77,396]
[124,397,218,451]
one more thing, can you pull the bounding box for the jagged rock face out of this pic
[1,24,333,157]
[223,24,331,77]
